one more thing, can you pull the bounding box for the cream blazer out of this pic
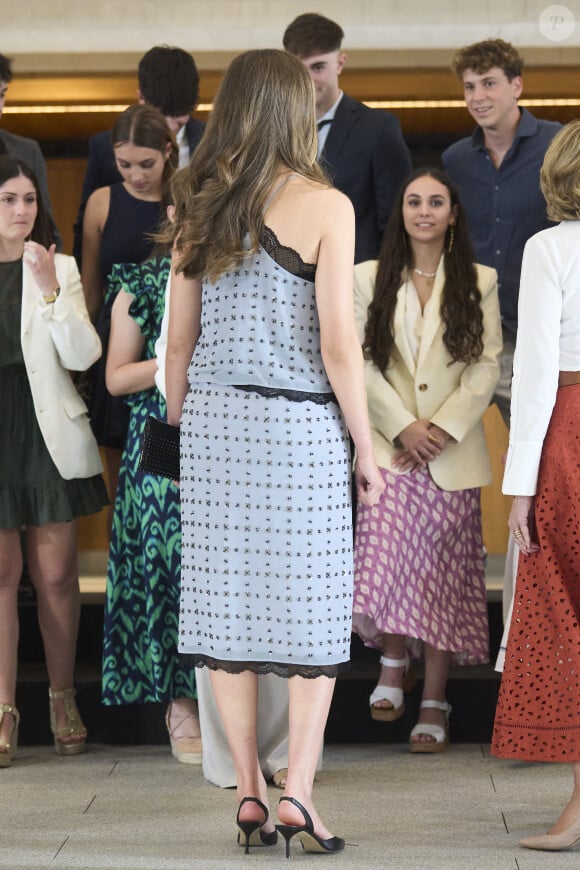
[20,253,104,480]
[354,259,502,491]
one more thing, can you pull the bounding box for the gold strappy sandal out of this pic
[49,688,87,755]
[0,703,20,768]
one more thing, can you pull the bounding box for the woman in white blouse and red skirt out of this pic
[492,120,580,852]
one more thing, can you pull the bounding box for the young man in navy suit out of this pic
[283,13,411,263]
[73,45,204,265]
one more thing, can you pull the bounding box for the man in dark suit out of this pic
[283,13,411,263]
[1,52,61,248]
[73,45,205,264]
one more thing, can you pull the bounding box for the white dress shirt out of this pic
[503,221,580,495]
[317,92,343,155]
[176,126,190,169]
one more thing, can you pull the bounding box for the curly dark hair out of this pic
[364,168,484,374]
[451,39,523,81]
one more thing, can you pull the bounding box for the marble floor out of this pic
[1,743,577,869]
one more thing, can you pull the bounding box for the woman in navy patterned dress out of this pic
[101,250,200,763]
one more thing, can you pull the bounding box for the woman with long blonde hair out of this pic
[166,49,383,855]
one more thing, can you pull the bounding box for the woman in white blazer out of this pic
[352,168,502,751]
[0,155,108,768]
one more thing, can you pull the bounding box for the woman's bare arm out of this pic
[81,187,109,321]
[165,255,202,427]
[106,290,156,396]
[315,189,384,505]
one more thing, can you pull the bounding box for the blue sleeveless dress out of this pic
[178,228,353,678]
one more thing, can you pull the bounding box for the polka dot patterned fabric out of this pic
[492,385,580,762]
[177,234,353,678]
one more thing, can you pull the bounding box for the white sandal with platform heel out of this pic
[409,700,452,753]
[369,655,416,721]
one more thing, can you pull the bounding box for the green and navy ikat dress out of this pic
[102,256,196,705]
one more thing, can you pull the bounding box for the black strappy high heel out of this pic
[236,796,278,854]
[276,796,345,858]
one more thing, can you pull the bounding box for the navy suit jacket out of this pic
[321,94,411,263]
[72,116,205,265]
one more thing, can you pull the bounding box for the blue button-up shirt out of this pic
[442,109,560,334]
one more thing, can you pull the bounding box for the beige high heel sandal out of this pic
[49,688,87,755]
[272,768,288,789]
[165,702,202,764]
[0,704,20,768]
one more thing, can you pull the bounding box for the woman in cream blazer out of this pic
[352,168,502,752]
[0,155,107,769]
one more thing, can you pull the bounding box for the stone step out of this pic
[16,552,506,747]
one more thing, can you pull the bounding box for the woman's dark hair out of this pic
[364,167,484,373]
[0,155,54,247]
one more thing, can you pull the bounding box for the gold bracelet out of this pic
[43,287,60,304]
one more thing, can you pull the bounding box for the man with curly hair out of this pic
[442,39,560,425]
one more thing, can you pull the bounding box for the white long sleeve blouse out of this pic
[502,221,580,495]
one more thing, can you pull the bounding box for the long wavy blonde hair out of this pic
[169,49,329,282]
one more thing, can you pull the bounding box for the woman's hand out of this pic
[426,423,452,450]
[390,448,420,473]
[393,419,446,469]
[355,454,385,507]
[23,241,59,299]
[508,495,540,555]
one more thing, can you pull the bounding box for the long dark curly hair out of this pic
[363,168,484,374]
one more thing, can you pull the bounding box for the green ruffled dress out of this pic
[101,257,196,705]
[0,259,108,528]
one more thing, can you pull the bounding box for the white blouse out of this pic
[403,279,438,368]
[503,221,580,495]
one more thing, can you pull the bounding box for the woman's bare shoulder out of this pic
[292,177,352,209]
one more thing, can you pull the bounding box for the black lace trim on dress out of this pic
[234,384,337,405]
[261,225,316,281]
[180,653,340,679]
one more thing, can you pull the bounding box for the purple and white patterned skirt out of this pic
[353,465,489,665]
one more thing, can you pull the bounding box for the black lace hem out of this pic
[234,384,337,405]
[261,225,316,281]
[180,653,341,679]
